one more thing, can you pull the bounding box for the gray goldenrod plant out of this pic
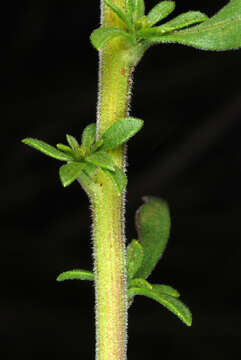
[22,1,241,359]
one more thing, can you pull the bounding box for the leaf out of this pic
[56,143,74,155]
[152,284,180,298]
[76,163,98,189]
[92,139,104,153]
[126,239,144,281]
[128,278,152,289]
[138,11,208,39]
[127,278,152,308]
[102,165,127,195]
[134,0,145,21]
[134,196,171,280]
[156,11,208,32]
[57,269,94,281]
[126,0,135,22]
[126,0,145,23]
[85,151,115,171]
[99,117,144,151]
[127,287,192,326]
[146,1,176,26]
[81,123,96,152]
[22,138,73,161]
[59,162,86,187]
[66,134,79,150]
[146,0,241,51]
[82,162,98,181]
[104,0,131,29]
[90,27,133,51]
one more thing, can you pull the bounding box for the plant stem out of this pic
[90,1,134,360]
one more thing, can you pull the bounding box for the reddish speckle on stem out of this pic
[121,68,126,77]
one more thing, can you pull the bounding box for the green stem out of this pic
[89,1,134,360]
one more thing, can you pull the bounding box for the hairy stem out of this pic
[90,1,134,360]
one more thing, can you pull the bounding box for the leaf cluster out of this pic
[57,197,192,327]
[22,117,143,195]
[91,0,241,52]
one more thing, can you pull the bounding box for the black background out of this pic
[2,0,241,359]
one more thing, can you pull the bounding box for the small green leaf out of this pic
[81,123,96,152]
[134,197,171,280]
[126,239,144,281]
[152,284,180,298]
[56,143,74,155]
[104,0,132,29]
[76,163,98,189]
[66,134,79,151]
[82,162,98,181]
[57,269,94,281]
[128,278,152,289]
[126,0,145,23]
[85,151,115,171]
[100,117,143,151]
[22,138,73,161]
[126,0,135,22]
[146,1,176,26]
[156,11,208,32]
[102,165,127,195]
[146,0,241,51]
[127,278,152,309]
[134,0,145,21]
[127,287,192,326]
[138,11,208,39]
[59,162,86,187]
[90,27,133,51]
[92,139,104,153]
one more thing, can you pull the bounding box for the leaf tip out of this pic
[56,272,68,281]
[184,315,192,327]
[90,28,105,51]
[21,137,32,145]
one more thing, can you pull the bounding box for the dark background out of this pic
[2,0,241,359]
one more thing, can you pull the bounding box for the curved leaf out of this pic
[102,165,127,195]
[146,0,241,50]
[127,278,152,309]
[57,269,94,281]
[157,11,208,32]
[152,284,180,298]
[134,0,145,21]
[100,117,144,151]
[128,287,192,326]
[138,11,208,39]
[85,151,115,171]
[126,0,145,23]
[82,162,98,181]
[66,134,79,150]
[22,138,73,161]
[128,278,152,289]
[92,139,104,153]
[146,1,176,27]
[126,239,144,281]
[127,278,152,308]
[59,162,86,187]
[126,0,135,22]
[134,196,171,279]
[81,123,96,152]
[56,143,74,155]
[90,27,133,51]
